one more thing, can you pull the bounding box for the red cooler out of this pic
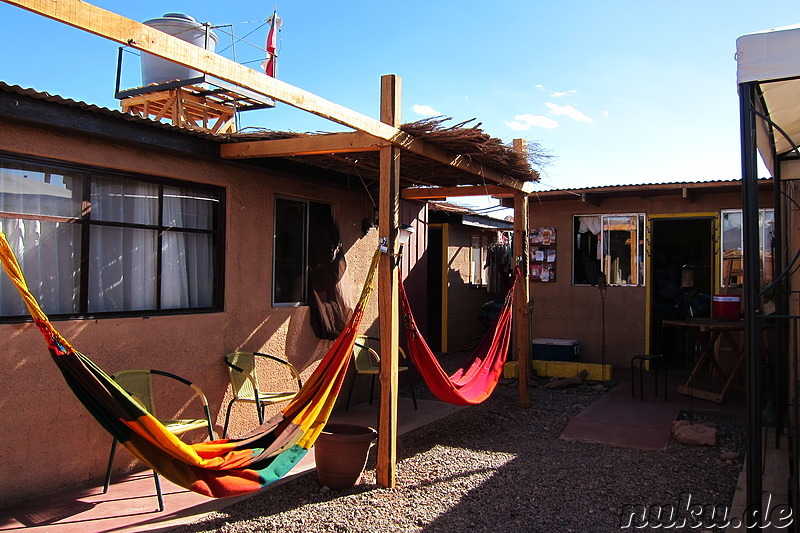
[712,295,741,320]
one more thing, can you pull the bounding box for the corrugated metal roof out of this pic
[0,81,224,141]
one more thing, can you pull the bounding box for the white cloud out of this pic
[411,104,440,116]
[534,84,545,91]
[602,110,610,118]
[550,89,577,97]
[545,102,593,122]
[505,114,559,130]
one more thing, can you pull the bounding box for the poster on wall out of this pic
[530,227,556,282]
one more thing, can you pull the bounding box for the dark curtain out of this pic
[307,203,352,340]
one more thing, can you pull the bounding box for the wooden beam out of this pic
[4,0,533,191]
[401,185,519,200]
[514,192,531,408]
[377,74,401,489]
[220,132,389,159]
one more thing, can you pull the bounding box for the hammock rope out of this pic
[399,268,518,406]
[0,231,382,498]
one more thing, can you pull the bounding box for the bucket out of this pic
[314,423,377,489]
[140,13,219,86]
[712,295,741,320]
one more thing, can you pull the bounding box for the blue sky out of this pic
[0,1,792,201]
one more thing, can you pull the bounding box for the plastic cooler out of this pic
[712,295,741,320]
[532,338,580,362]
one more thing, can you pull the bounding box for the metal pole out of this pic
[739,81,763,525]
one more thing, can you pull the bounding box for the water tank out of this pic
[140,13,218,86]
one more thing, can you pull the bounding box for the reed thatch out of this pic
[225,117,543,189]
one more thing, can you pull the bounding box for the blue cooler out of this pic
[532,338,580,362]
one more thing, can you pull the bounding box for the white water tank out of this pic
[140,13,218,86]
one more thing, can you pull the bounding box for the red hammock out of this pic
[399,269,518,405]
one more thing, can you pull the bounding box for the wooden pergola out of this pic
[5,0,535,488]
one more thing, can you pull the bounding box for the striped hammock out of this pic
[0,231,381,499]
[399,269,518,405]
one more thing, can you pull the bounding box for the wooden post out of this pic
[377,74,401,488]
[514,192,531,408]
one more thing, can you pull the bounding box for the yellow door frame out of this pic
[644,212,720,353]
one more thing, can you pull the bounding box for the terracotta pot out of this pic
[314,423,377,489]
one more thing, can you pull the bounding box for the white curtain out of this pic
[0,169,81,316]
[88,177,158,312]
[161,186,214,309]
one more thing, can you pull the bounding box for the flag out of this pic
[262,11,281,77]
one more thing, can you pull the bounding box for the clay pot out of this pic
[314,423,377,489]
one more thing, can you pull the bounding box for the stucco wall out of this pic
[527,187,772,369]
[0,119,382,505]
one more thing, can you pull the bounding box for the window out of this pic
[0,156,223,319]
[573,214,645,286]
[721,208,774,288]
[470,233,490,286]
[273,197,334,306]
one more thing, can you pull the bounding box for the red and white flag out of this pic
[262,11,281,77]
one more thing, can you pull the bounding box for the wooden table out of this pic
[662,318,744,403]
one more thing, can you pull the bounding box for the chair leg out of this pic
[222,399,237,438]
[153,471,164,512]
[369,375,376,405]
[345,371,357,411]
[406,370,418,410]
[639,359,645,401]
[630,359,636,398]
[103,438,117,494]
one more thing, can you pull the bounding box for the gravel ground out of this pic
[172,369,745,533]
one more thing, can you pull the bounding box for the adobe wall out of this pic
[0,119,381,506]
[527,187,773,369]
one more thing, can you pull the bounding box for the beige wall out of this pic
[0,119,381,505]
[527,187,773,368]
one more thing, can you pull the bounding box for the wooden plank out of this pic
[220,132,389,159]
[513,192,531,408]
[377,74,401,489]
[401,185,518,200]
[3,0,533,191]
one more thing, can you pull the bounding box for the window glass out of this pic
[163,185,218,230]
[91,175,158,225]
[274,197,308,305]
[0,156,222,319]
[574,214,645,286]
[470,233,489,286]
[721,208,774,288]
[89,226,158,312]
[0,161,83,218]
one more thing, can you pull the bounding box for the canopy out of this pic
[736,23,800,176]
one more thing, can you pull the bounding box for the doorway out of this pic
[649,216,716,369]
[427,224,446,351]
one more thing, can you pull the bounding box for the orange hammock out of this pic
[0,231,381,499]
[399,269,518,405]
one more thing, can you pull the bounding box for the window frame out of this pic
[0,152,225,322]
[271,195,335,308]
[572,213,646,287]
[720,207,774,289]
[469,232,491,287]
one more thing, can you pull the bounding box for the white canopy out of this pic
[736,24,800,177]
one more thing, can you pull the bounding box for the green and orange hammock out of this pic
[399,268,518,406]
[0,232,381,499]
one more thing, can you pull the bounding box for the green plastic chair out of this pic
[345,335,418,410]
[102,369,215,511]
[223,352,303,438]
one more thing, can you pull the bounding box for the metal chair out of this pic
[102,369,215,511]
[630,354,667,401]
[345,335,418,410]
[222,352,303,438]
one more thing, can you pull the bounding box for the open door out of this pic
[426,224,447,352]
[647,215,716,370]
